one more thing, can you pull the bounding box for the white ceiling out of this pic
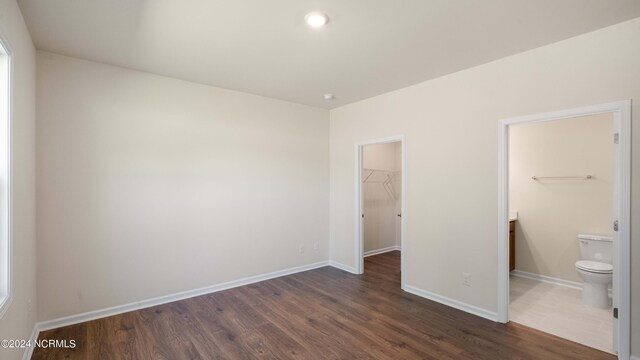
[18,0,640,109]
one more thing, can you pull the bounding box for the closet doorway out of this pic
[355,136,405,286]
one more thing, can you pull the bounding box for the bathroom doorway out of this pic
[497,101,631,358]
[355,136,405,286]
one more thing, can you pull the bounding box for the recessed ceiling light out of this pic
[324,94,335,100]
[305,12,329,28]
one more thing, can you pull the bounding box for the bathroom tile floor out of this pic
[509,275,613,354]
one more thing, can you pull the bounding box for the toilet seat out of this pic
[575,260,613,274]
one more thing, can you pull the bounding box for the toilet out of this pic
[575,234,613,309]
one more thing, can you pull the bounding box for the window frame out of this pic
[0,33,13,319]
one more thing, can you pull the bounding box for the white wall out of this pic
[0,1,37,359]
[36,52,329,321]
[363,142,400,253]
[329,17,640,355]
[509,114,613,282]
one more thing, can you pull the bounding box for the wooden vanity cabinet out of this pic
[509,220,515,271]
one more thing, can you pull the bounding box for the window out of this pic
[0,37,10,317]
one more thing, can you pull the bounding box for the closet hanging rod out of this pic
[362,168,398,183]
[531,175,592,180]
[363,168,399,172]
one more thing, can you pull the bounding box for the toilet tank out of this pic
[578,234,613,264]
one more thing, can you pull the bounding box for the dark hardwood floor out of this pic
[33,251,614,359]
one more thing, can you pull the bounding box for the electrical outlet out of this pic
[299,244,305,254]
[463,273,471,286]
[313,242,319,250]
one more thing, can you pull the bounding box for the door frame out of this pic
[497,100,631,359]
[355,135,405,287]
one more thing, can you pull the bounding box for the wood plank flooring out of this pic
[32,251,615,359]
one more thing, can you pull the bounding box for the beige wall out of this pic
[509,114,613,282]
[363,142,399,171]
[329,18,640,355]
[0,0,37,359]
[36,53,329,321]
[363,142,401,252]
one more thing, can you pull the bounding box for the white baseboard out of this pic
[36,260,330,332]
[511,270,582,290]
[22,323,39,360]
[403,284,498,322]
[629,355,639,360]
[364,246,400,257]
[328,260,358,274]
